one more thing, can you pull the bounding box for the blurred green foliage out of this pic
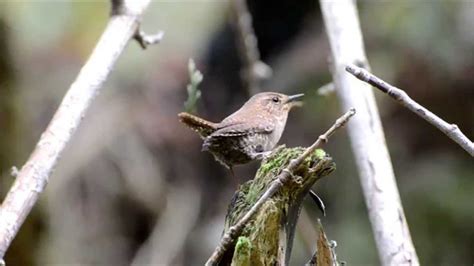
[184,59,203,114]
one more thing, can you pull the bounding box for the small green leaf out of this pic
[188,59,196,75]
[184,58,203,113]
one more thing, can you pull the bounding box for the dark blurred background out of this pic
[0,1,473,265]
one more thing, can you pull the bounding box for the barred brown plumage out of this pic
[178,92,304,170]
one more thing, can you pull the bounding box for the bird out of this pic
[178,91,325,215]
[178,92,303,170]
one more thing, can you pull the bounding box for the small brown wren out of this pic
[179,92,327,215]
[178,92,304,172]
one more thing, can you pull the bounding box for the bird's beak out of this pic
[285,93,304,108]
[286,93,304,103]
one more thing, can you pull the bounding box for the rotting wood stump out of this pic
[220,145,336,266]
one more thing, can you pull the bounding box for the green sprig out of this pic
[184,59,203,113]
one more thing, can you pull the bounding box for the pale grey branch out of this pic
[320,0,419,265]
[0,0,155,259]
[346,64,474,156]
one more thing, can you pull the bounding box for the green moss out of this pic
[224,146,336,265]
[314,148,326,159]
[257,145,302,177]
[232,237,252,266]
[249,200,281,265]
[257,146,329,180]
[244,180,263,204]
[227,146,334,228]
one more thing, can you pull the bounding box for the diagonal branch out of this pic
[346,64,474,156]
[0,0,159,259]
[205,108,355,266]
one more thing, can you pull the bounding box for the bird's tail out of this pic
[178,112,218,138]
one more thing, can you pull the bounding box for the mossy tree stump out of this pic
[220,145,336,266]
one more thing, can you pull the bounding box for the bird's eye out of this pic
[272,97,280,103]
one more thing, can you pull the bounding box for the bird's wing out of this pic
[212,119,274,137]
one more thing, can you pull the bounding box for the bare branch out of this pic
[134,29,164,49]
[0,0,156,259]
[320,0,419,265]
[232,0,272,95]
[205,108,355,266]
[346,64,474,156]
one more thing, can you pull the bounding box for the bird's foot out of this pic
[252,146,285,161]
[252,151,273,160]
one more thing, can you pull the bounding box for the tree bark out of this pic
[221,146,335,265]
[320,1,419,265]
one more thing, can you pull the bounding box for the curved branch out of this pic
[0,0,157,258]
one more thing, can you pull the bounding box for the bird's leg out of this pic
[251,145,286,161]
[252,151,273,160]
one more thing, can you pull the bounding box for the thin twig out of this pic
[346,64,474,156]
[205,108,356,266]
[320,1,419,265]
[232,0,271,95]
[134,29,164,49]
[0,0,157,259]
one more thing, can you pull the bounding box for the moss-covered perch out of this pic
[206,108,354,266]
[220,145,335,266]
